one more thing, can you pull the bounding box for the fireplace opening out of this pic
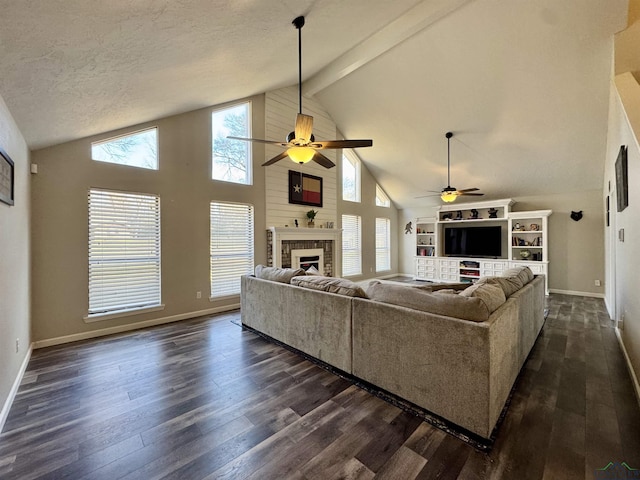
[291,248,324,275]
[299,256,320,272]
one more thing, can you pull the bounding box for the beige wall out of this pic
[399,191,605,296]
[31,95,267,343]
[0,94,30,426]
[338,156,398,282]
[606,76,640,384]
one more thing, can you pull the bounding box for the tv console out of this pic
[414,199,551,293]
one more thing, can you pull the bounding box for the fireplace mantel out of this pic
[268,227,342,276]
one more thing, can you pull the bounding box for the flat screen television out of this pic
[444,226,502,258]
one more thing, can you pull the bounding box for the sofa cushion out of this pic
[305,265,321,275]
[477,276,523,298]
[502,266,534,286]
[291,275,368,298]
[366,281,489,322]
[459,282,506,314]
[254,265,306,284]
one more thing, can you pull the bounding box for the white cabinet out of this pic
[480,260,509,278]
[508,210,551,294]
[414,217,438,281]
[438,259,459,282]
[415,256,438,281]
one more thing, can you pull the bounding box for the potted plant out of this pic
[306,209,318,228]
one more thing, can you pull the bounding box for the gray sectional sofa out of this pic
[240,267,545,440]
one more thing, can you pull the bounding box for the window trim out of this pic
[342,150,361,203]
[376,184,391,207]
[211,101,253,186]
[91,127,159,170]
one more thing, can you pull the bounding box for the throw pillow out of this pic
[305,266,321,275]
[366,281,489,322]
[502,266,534,286]
[476,276,523,298]
[254,265,306,284]
[291,275,368,298]
[459,282,506,314]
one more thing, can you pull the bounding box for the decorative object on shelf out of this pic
[519,249,531,260]
[414,132,485,203]
[306,209,318,227]
[289,170,323,207]
[294,219,298,228]
[570,211,583,222]
[228,16,372,169]
[455,210,463,220]
[0,148,14,206]
[470,209,479,219]
[513,223,525,231]
[326,221,334,228]
[405,221,413,234]
[615,145,628,212]
[442,213,452,220]
[530,223,540,231]
[488,208,498,218]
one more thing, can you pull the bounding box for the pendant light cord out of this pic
[447,135,451,187]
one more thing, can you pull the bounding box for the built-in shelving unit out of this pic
[413,199,552,293]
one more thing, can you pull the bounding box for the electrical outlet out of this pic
[196,291,202,299]
[595,280,601,287]
[15,339,19,353]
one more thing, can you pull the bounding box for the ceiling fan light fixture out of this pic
[287,146,315,164]
[441,191,458,203]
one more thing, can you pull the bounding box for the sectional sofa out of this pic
[240,266,545,440]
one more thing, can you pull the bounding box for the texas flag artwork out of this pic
[289,170,323,207]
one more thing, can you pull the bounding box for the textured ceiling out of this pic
[0,0,630,209]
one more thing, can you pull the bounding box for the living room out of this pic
[1,0,640,477]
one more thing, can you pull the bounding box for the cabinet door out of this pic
[510,262,545,275]
[480,260,508,277]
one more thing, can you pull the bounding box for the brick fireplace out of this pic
[267,227,342,277]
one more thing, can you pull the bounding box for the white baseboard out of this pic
[615,328,640,409]
[548,288,605,299]
[33,304,240,349]
[0,345,33,433]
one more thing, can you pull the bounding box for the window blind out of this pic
[210,202,254,298]
[88,189,161,316]
[376,217,391,272]
[342,214,362,276]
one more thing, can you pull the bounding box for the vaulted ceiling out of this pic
[0,0,629,208]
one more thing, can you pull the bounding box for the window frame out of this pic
[211,102,253,186]
[210,201,255,299]
[375,217,391,272]
[341,214,362,277]
[86,188,162,321]
[376,184,391,207]
[91,127,159,170]
[342,151,361,203]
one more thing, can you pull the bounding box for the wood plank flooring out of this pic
[1,294,639,479]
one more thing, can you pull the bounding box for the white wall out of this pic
[0,94,30,430]
[605,74,640,384]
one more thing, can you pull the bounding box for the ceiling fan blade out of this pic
[415,194,442,198]
[295,114,314,143]
[261,151,289,167]
[312,139,373,149]
[311,152,336,169]
[459,192,485,196]
[228,136,288,147]
[457,188,479,193]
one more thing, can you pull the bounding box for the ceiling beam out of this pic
[302,0,474,96]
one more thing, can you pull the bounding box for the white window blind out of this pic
[88,189,161,316]
[342,214,362,276]
[376,217,391,272]
[210,202,254,298]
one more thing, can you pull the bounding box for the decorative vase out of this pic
[307,221,315,228]
[520,249,531,260]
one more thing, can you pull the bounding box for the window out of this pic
[376,184,390,207]
[212,102,252,185]
[91,128,158,170]
[376,218,391,272]
[88,189,161,317]
[342,151,361,202]
[210,202,254,298]
[342,214,362,276]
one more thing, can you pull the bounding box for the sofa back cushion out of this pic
[255,265,306,284]
[459,282,506,314]
[366,280,489,322]
[477,276,523,298]
[502,266,534,286]
[291,275,368,298]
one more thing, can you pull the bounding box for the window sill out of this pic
[84,304,165,323]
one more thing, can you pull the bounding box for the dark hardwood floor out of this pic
[1,294,639,479]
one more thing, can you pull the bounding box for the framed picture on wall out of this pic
[288,170,323,207]
[0,147,14,206]
[615,145,628,212]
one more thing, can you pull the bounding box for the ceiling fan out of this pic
[228,16,372,169]
[417,132,484,202]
